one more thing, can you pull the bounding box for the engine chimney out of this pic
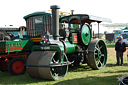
[50,5,60,40]
[71,10,74,15]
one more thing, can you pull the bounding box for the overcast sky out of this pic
[0,0,128,27]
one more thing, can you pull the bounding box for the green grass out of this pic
[106,43,115,48]
[0,48,128,85]
[95,34,104,38]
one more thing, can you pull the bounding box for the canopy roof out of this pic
[59,14,112,24]
[23,12,51,19]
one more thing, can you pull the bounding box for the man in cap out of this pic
[115,36,126,65]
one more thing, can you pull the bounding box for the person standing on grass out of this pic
[115,36,126,65]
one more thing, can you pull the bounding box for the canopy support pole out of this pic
[98,22,99,38]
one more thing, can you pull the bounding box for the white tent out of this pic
[92,24,113,34]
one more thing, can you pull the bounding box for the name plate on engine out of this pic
[41,47,50,50]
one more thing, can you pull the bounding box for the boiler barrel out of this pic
[63,41,79,54]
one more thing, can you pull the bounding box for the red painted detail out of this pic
[74,36,77,38]
[42,36,44,38]
[45,40,48,43]
[0,43,22,48]
[0,42,23,52]
[5,58,9,62]
[12,61,24,73]
[10,47,23,51]
[74,38,78,41]
[0,52,29,60]
[0,48,7,52]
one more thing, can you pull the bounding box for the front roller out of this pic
[87,39,107,70]
[27,51,68,80]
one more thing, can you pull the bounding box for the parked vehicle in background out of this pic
[121,31,128,46]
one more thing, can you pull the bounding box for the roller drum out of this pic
[27,51,68,80]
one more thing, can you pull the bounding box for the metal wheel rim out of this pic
[50,53,68,80]
[12,61,24,73]
[87,39,107,70]
[94,40,107,69]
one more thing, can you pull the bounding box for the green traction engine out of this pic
[26,5,111,80]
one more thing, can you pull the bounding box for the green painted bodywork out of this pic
[81,24,92,45]
[32,44,65,62]
[64,40,79,54]
[0,40,33,53]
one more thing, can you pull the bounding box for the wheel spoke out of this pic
[101,54,104,57]
[95,47,99,51]
[98,60,103,67]
[51,68,54,71]
[95,57,100,62]
[96,43,100,49]
[96,58,103,67]
[52,58,56,63]
[95,53,98,55]
[53,69,57,76]
[99,46,102,50]
[96,59,100,65]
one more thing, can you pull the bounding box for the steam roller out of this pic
[26,5,109,80]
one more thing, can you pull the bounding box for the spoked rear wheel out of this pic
[87,39,107,70]
[27,51,68,80]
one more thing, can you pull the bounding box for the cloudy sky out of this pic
[0,0,128,27]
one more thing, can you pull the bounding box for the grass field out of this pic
[106,43,115,48]
[0,48,128,85]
